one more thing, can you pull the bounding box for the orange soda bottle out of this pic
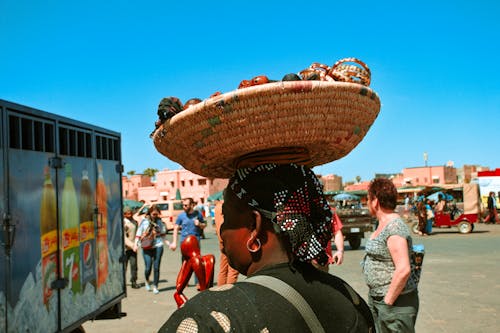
[96,163,109,288]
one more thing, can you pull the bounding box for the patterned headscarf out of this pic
[228,163,333,265]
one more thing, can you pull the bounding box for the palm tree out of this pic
[355,175,361,183]
[127,170,136,176]
[143,168,159,178]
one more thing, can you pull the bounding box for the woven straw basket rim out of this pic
[153,80,381,178]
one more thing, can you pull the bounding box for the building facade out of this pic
[122,174,153,200]
[402,165,457,186]
[122,169,228,204]
[320,174,343,192]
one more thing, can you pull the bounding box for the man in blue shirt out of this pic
[171,198,206,247]
[170,197,207,288]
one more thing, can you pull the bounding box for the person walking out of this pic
[483,191,498,224]
[416,201,427,236]
[362,178,419,333]
[425,200,434,235]
[123,207,140,289]
[170,197,207,288]
[133,204,167,294]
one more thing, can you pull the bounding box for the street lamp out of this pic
[424,152,432,185]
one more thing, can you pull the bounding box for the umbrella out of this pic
[333,193,360,201]
[426,191,454,202]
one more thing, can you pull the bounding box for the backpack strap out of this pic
[244,275,325,333]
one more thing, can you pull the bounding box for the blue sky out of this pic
[1,0,499,182]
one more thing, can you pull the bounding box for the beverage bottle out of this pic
[79,170,97,291]
[61,163,81,296]
[96,163,109,288]
[40,167,58,307]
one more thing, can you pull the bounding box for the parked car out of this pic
[333,204,376,250]
[133,200,184,232]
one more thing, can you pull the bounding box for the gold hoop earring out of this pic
[246,238,261,253]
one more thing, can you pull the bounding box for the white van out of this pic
[133,200,184,232]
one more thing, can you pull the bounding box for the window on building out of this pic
[189,180,194,186]
[171,181,175,187]
[198,179,207,186]
[181,180,185,187]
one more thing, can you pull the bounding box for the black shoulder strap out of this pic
[244,275,325,333]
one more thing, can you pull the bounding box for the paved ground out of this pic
[83,222,500,333]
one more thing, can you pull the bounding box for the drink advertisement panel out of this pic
[0,101,125,333]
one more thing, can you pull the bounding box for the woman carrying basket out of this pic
[160,164,374,332]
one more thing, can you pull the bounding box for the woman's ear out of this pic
[250,210,263,240]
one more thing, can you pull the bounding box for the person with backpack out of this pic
[362,178,419,333]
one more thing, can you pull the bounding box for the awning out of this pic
[397,186,426,193]
[207,190,224,202]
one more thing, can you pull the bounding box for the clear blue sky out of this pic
[2,0,499,182]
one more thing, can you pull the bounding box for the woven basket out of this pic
[153,80,381,178]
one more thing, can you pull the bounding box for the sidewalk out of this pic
[84,223,500,333]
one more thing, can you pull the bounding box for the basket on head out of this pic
[153,80,381,178]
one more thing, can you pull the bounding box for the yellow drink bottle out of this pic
[40,167,57,307]
[96,163,109,288]
[79,170,96,291]
[61,163,81,296]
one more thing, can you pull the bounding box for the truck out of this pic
[1,99,126,333]
[335,206,375,250]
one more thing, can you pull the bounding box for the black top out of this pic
[159,261,374,332]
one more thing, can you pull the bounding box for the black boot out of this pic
[131,281,140,289]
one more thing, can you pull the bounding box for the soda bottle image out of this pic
[96,163,109,288]
[40,167,58,307]
[79,170,97,291]
[61,163,81,296]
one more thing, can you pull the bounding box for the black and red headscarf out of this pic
[228,163,333,266]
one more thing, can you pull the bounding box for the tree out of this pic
[355,175,361,183]
[127,170,136,176]
[143,168,159,178]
